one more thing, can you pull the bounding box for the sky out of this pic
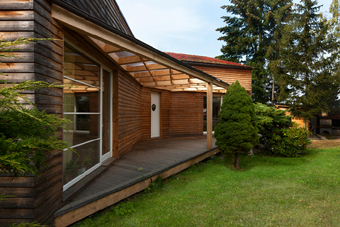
[116,0,334,58]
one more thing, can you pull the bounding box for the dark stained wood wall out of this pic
[33,0,64,225]
[117,72,142,156]
[0,0,64,226]
[0,174,36,226]
[191,65,252,93]
[58,0,133,36]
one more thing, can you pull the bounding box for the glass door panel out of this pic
[63,43,101,189]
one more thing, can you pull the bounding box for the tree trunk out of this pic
[234,152,240,169]
[272,76,275,106]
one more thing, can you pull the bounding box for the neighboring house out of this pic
[0,0,251,226]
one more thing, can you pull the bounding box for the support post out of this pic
[207,82,213,149]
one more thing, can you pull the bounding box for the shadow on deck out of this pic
[54,136,218,227]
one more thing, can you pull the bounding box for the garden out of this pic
[73,82,339,227]
[74,141,340,227]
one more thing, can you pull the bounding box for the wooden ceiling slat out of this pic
[126,65,147,72]
[150,69,170,76]
[153,76,171,81]
[171,74,190,80]
[146,64,167,70]
[170,69,183,75]
[132,71,151,78]
[138,77,154,83]
[156,81,172,86]
[143,82,157,87]
[173,79,190,85]
[118,55,142,65]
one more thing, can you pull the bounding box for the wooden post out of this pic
[207,82,213,149]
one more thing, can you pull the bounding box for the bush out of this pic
[255,103,293,148]
[255,103,311,157]
[270,125,311,157]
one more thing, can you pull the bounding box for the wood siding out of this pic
[117,72,142,156]
[141,88,152,140]
[169,92,204,137]
[141,90,204,139]
[0,0,63,226]
[191,65,252,93]
[58,0,133,36]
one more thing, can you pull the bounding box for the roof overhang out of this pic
[182,61,253,70]
[50,2,229,92]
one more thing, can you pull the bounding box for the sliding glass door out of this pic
[63,43,112,191]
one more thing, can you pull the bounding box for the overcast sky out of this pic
[116,0,334,58]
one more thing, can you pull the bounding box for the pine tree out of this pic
[217,0,293,104]
[275,0,340,120]
[215,81,259,169]
[330,0,340,36]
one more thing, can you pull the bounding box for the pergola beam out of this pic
[206,82,213,149]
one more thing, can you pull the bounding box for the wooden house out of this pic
[0,0,252,226]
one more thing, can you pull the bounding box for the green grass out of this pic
[74,148,340,227]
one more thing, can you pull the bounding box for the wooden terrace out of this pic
[54,136,219,227]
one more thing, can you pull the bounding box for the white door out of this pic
[151,92,160,138]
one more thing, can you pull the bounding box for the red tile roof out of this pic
[165,52,248,67]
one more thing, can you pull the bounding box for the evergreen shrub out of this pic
[215,80,259,168]
[255,103,311,157]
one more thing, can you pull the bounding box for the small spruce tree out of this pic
[215,81,259,169]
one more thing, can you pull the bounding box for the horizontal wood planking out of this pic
[169,92,204,136]
[0,208,35,219]
[141,88,151,140]
[0,1,34,10]
[0,198,35,209]
[118,72,142,156]
[0,177,34,188]
[0,188,35,198]
[192,65,252,93]
[0,21,34,31]
[0,219,34,227]
[161,91,171,137]
[0,176,35,225]
[0,11,34,21]
[0,1,64,226]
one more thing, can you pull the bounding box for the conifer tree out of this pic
[275,0,340,120]
[0,38,70,177]
[217,0,293,104]
[215,81,259,169]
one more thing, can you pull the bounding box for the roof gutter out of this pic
[49,0,229,88]
[182,61,253,70]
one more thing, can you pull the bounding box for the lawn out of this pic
[74,143,340,227]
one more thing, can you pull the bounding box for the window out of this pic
[63,44,103,189]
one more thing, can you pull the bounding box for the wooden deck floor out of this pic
[55,136,217,226]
